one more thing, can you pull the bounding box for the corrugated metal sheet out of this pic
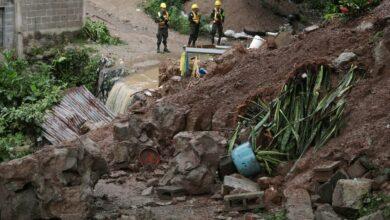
[42,86,116,144]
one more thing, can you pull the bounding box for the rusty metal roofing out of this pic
[42,86,116,144]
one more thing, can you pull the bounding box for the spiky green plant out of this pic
[230,65,357,174]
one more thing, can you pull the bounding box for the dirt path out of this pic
[86,0,190,71]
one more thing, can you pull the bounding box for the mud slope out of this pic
[159,2,390,170]
[184,0,287,31]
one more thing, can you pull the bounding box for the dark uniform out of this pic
[188,11,201,47]
[156,10,169,53]
[210,8,224,45]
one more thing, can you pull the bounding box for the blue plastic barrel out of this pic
[231,142,262,177]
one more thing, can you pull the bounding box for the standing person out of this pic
[210,1,225,45]
[156,3,170,53]
[188,4,201,47]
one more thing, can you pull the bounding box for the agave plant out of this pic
[230,65,357,174]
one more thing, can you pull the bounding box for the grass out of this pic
[229,65,357,174]
[359,193,390,218]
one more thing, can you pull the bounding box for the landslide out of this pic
[157,1,390,173]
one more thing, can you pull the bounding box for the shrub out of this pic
[0,47,101,162]
[0,51,64,162]
[52,47,101,94]
[323,0,381,20]
[82,18,121,45]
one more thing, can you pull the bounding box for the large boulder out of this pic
[332,179,372,216]
[0,137,108,219]
[167,131,227,194]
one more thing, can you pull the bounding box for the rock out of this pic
[146,178,159,187]
[313,161,341,183]
[257,177,272,190]
[170,76,182,82]
[347,160,367,178]
[110,170,128,179]
[113,122,131,142]
[356,21,374,32]
[357,211,385,220]
[141,187,154,196]
[315,204,342,220]
[155,185,187,199]
[113,142,130,164]
[0,138,108,219]
[169,131,227,194]
[304,25,319,33]
[152,103,189,142]
[373,27,390,75]
[333,52,357,67]
[318,169,349,203]
[372,175,388,190]
[154,169,164,177]
[222,174,260,195]
[284,188,314,220]
[263,187,282,210]
[172,165,215,195]
[332,179,372,215]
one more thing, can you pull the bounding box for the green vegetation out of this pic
[52,47,100,94]
[359,193,390,218]
[229,65,357,174]
[82,18,121,45]
[0,47,101,163]
[265,210,287,220]
[143,0,209,34]
[302,0,382,20]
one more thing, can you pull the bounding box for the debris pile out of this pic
[1,1,389,219]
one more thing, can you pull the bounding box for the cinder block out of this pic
[224,192,264,211]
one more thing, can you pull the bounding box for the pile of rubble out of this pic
[1,1,389,219]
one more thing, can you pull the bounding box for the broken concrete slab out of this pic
[224,192,264,212]
[315,204,342,220]
[332,179,372,215]
[284,188,314,220]
[318,169,349,203]
[222,174,260,195]
[333,52,357,67]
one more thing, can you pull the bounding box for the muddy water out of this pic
[106,67,159,114]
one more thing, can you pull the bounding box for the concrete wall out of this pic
[0,0,84,54]
[0,0,16,49]
[20,0,85,33]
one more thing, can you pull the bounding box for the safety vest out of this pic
[158,11,169,27]
[214,8,221,21]
[191,11,200,24]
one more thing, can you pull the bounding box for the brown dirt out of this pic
[156,1,390,188]
[184,0,288,32]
